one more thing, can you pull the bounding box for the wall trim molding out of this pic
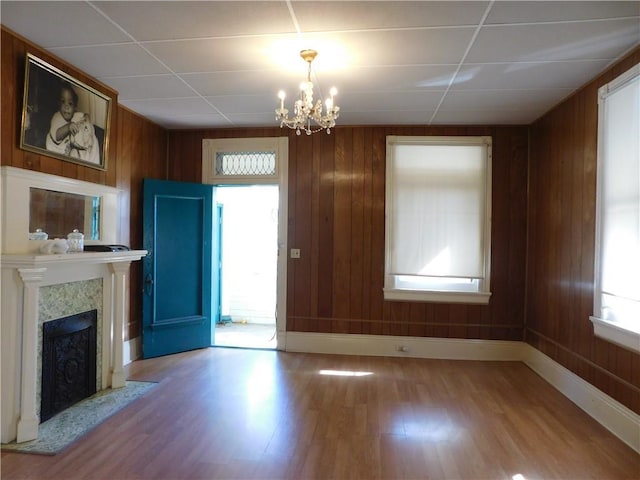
[284,332,640,453]
[521,343,639,453]
[284,331,523,360]
[124,337,140,366]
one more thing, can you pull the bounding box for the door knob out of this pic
[144,273,154,296]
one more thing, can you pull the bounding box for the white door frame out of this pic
[202,137,288,350]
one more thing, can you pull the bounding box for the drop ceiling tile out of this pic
[298,28,476,67]
[0,1,131,47]
[339,110,436,125]
[142,36,284,73]
[147,113,231,129]
[94,1,295,41]
[181,71,285,97]
[100,75,197,100]
[339,91,444,111]
[439,89,573,112]
[326,65,457,92]
[292,1,489,31]
[207,95,280,115]
[486,1,640,24]
[432,109,537,124]
[451,59,612,90]
[226,112,285,128]
[467,19,640,63]
[121,97,221,117]
[48,44,171,78]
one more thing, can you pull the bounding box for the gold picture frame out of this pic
[20,53,111,171]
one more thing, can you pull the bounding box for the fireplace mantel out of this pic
[1,250,147,443]
[1,250,147,268]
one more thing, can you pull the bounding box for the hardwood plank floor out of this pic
[2,348,638,479]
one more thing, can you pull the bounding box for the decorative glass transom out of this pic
[215,151,276,176]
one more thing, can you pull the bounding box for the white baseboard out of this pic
[124,337,141,365]
[284,332,640,453]
[521,344,639,453]
[284,331,524,360]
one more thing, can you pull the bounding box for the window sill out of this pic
[383,288,491,304]
[590,316,640,353]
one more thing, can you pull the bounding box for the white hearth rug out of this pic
[1,380,157,455]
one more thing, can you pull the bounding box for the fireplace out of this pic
[1,166,147,444]
[41,310,97,422]
[1,251,147,443]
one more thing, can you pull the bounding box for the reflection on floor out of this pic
[214,322,277,349]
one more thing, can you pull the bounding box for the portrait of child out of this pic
[45,82,100,165]
[21,54,110,170]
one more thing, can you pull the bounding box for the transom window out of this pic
[215,151,276,177]
[202,138,285,185]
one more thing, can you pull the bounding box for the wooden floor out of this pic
[2,348,638,479]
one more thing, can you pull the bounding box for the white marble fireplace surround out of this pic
[0,167,146,443]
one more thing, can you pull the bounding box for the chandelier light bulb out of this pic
[275,49,340,135]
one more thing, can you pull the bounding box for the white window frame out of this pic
[384,136,492,304]
[202,137,283,185]
[590,63,640,353]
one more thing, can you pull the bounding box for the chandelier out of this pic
[275,49,340,135]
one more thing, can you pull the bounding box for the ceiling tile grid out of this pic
[1,1,638,129]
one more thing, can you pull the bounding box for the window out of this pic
[591,63,640,353]
[214,151,276,177]
[202,137,285,184]
[384,136,492,304]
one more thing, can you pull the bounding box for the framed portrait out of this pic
[20,53,111,170]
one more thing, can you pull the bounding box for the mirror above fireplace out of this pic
[1,166,119,253]
[30,188,101,241]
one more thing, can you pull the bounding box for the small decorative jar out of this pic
[29,228,48,241]
[67,229,84,253]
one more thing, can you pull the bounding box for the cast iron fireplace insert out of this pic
[40,309,97,422]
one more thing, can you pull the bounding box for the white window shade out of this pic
[389,144,486,279]
[592,63,640,352]
[384,136,492,304]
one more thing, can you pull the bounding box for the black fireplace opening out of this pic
[41,309,97,422]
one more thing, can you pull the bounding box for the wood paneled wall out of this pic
[116,107,167,340]
[167,125,529,341]
[1,27,168,341]
[527,47,640,414]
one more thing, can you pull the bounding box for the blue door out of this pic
[142,179,218,358]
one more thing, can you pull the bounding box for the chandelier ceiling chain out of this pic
[275,49,340,136]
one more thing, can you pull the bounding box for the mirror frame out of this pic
[1,166,119,254]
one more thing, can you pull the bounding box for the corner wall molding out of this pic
[521,343,639,453]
